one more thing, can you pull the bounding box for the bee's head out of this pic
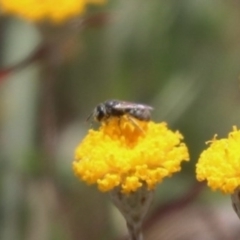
[94,103,107,122]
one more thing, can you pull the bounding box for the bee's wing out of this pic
[114,101,153,110]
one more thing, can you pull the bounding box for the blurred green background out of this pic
[1,0,240,239]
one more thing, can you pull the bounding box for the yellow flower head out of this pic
[73,117,189,194]
[196,126,240,194]
[0,0,106,23]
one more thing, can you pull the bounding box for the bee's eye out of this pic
[96,105,106,121]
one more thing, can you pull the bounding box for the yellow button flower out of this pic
[73,117,189,194]
[0,0,106,23]
[196,126,240,194]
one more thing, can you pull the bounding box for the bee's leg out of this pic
[85,119,93,128]
[118,117,121,126]
[126,116,145,133]
[118,117,123,134]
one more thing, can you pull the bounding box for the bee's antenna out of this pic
[86,113,94,129]
[86,112,93,122]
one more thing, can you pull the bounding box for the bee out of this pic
[87,99,153,125]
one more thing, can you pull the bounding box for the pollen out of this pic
[196,126,240,194]
[73,117,189,194]
[0,0,107,23]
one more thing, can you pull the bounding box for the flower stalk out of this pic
[231,188,240,219]
[110,185,153,240]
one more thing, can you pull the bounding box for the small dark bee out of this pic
[87,99,153,124]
